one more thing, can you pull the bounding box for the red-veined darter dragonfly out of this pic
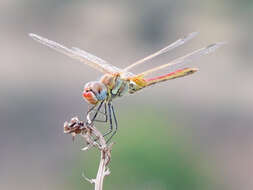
[29,32,225,141]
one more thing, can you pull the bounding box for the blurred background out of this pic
[1,0,253,190]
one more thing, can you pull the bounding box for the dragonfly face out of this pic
[83,81,107,105]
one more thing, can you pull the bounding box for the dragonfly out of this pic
[29,32,225,141]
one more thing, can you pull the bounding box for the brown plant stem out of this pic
[64,114,113,190]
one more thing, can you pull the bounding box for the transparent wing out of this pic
[71,47,123,74]
[139,42,226,76]
[29,33,122,74]
[123,32,198,71]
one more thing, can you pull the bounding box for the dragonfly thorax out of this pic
[100,74,130,99]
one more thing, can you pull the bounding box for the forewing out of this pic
[29,33,122,74]
[124,32,198,71]
[71,47,123,73]
[139,42,226,76]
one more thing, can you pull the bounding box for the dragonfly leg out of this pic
[86,101,104,124]
[87,104,96,115]
[93,103,108,123]
[87,101,118,142]
[103,102,113,138]
[105,103,118,143]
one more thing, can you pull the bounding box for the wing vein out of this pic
[139,42,226,76]
[29,33,122,74]
[124,32,198,71]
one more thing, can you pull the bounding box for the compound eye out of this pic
[82,87,98,105]
[84,82,94,91]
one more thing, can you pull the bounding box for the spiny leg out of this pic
[87,104,97,115]
[86,101,104,124]
[86,103,101,123]
[93,103,107,123]
[87,101,118,142]
[103,102,113,138]
[106,103,118,142]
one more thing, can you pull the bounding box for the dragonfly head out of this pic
[82,81,107,104]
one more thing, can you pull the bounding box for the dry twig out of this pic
[64,115,113,190]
